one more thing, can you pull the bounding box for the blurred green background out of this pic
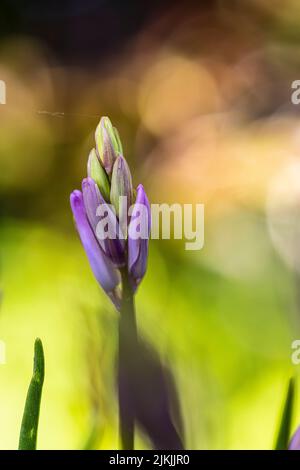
[1,0,300,449]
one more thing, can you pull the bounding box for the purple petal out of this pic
[289,426,300,450]
[128,184,151,287]
[82,177,126,268]
[82,177,101,232]
[70,189,120,293]
[130,237,149,282]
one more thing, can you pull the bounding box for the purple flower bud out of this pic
[82,177,101,232]
[82,177,126,268]
[71,118,151,307]
[128,184,151,288]
[289,426,300,450]
[110,155,133,236]
[70,189,120,295]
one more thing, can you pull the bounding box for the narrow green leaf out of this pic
[274,377,295,450]
[18,338,45,450]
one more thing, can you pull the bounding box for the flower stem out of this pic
[118,268,137,450]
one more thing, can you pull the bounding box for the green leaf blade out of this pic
[18,338,45,450]
[274,377,295,450]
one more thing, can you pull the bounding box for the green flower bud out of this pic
[87,148,110,201]
[113,126,123,155]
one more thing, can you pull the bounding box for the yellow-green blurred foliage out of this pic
[1,0,300,449]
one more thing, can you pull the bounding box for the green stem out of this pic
[118,268,137,450]
[18,338,45,450]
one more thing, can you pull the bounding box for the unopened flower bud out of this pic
[113,126,123,155]
[110,155,133,235]
[95,117,122,175]
[70,189,119,294]
[82,177,126,268]
[128,184,151,289]
[87,148,110,201]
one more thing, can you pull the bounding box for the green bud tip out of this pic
[113,126,123,155]
[87,148,111,201]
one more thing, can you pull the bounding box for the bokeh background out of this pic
[1,0,300,449]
